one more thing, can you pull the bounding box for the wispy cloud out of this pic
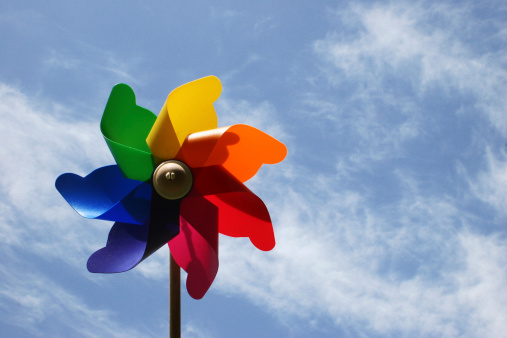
[183,322,216,338]
[214,168,507,336]
[0,83,110,263]
[204,3,507,335]
[467,148,507,218]
[314,1,507,135]
[216,96,288,143]
[0,254,148,337]
[43,47,139,86]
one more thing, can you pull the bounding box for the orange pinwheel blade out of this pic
[146,76,221,163]
[176,124,287,183]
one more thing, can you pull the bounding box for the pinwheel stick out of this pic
[169,253,181,337]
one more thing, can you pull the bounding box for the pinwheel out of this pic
[55,76,287,302]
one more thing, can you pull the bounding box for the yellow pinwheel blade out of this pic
[146,76,221,163]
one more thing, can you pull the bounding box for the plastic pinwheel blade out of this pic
[193,165,275,251]
[176,124,287,183]
[87,221,149,273]
[88,191,181,273]
[101,84,157,182]
[55,165,151,224]
[209,193,274,251]
[169,190,219,299]
[146,76,221,162]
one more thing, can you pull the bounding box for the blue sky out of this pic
[1,0,506,337]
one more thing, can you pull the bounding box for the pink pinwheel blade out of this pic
[169,190,218,299]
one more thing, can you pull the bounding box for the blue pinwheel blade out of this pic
[55,165,151,224]
[100,182,152,224]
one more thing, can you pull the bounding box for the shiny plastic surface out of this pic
[101,84,156,181]
[193,165,275,251]
[176,124,287,182]
[87,221,149,273]
[146,76,221,162]
[87,191,180,273]
[55,165,151,224]
[169,190,219,299]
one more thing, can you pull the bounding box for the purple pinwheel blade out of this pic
[87,190,181,273]
[56,165,150,224]
[87,222,149,273]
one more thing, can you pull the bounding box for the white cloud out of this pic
[453,232,507,338]
[314,2,507,136]
[216,96,287,143]
[200,3,507,336]
[0,83,113,263]
[213,169,507,336]
[183,322,216,338]
[467,148,507,218]
[0,256,147,337]
[43,47,139,87]
[136,246,170,280]
[300,88,422,175]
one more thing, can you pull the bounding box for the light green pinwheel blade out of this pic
[101,84,157,182]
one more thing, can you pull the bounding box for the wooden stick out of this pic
[169,253,181,338]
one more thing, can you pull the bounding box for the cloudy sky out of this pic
[1,0,506,337]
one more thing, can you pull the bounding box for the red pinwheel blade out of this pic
[207,193,274,251]
[193,165,275,251]
[169,190,219,299]
[194,166,275,251]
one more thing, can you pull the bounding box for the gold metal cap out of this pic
[152,160,193,200]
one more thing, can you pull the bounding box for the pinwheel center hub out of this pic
[152,160,193,200]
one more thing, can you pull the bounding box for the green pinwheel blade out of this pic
[101,84,157,182]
